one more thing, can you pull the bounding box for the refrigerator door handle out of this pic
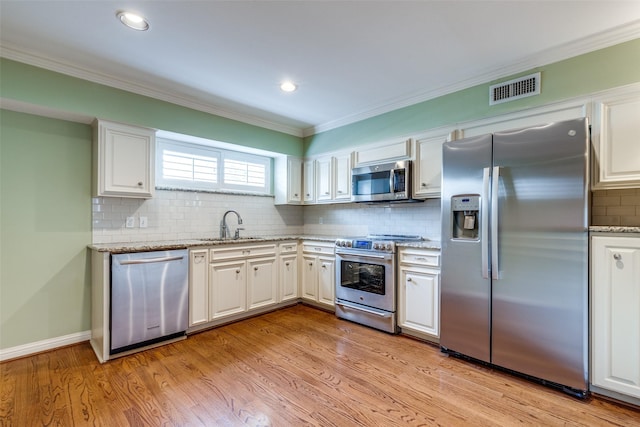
[491,166,500,280]
[481,167,491,279]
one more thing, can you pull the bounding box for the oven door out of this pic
[335,250,395,312]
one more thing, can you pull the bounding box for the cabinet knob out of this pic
[254,267,259,271]
[325,192,330,195]
[235,269,241,274]
[285,262,290,266]
[407,277,413,282]
[421,183,427,187]
[322,264,327,269]
[337,190,343,194]
[137,181,144,186]
[309,262,313,266]
[613,253,622,261]
[294,193,299,197]
[306,193,310,197]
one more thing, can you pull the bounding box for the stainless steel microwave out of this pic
[351,160,411,202]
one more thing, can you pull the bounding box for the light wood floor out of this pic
[1,304,639,426]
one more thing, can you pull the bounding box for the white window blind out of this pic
[156,138,271,194]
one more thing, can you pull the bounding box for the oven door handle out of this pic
[335,302,393,318]
[336,253,390,260]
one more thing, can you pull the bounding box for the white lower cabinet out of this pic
[301,241,335,308]
[247,257,277,310]
[592,235,640,402]
[210,260,247,319]
[189,249,209,327]
[278,242,299,303]
[204,244,278,322]
[398,247,441,340]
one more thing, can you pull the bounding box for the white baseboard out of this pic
[0,330,91,362]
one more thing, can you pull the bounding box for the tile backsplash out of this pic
[591,189,640,226]
[92,190,442,244]
[92,187,639,244]
[92,190,304,244]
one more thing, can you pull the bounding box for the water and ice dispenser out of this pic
[451,195,480,240]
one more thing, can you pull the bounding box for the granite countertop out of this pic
[89,235,442,253]
[589,226,640,234]
[396,241,441,250]
[89,235,337,253]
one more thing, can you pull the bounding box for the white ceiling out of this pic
[1,1,639,137]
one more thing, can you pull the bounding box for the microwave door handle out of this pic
[389,169,395,193]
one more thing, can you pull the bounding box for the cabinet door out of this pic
[94,120,155,198]
[301,255,318,300]
[414,135,445,198]
[274,156,302,205]
[209,261,246,319]
[592,236,640,399]
[592,91,640,189]
[334,153,352,201]
[279,253,299,302]
[399,267,440,337]
[316,157,333,202]
[287,157,303,204]
[318,256,335,306]
[303,159,316,203]
[189,249,209,327]
[247,257,277,310]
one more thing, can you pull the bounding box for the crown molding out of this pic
[0,43,304,137]
[2,19,638,139]
[303,20,640,137]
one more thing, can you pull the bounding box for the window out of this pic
[156,139,271,194]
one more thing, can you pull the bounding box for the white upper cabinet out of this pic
[315,156,333,202]
[303,159,316,203]
[353,138,411,166]
[93,119,155,198]
[274,156,303,205]
[591,86,640,190]
[333,152,352,201]
[413,131,455,199]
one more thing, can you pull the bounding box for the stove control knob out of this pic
[346,241,352,247]
[373,243,380,250]
[385,243,393,251]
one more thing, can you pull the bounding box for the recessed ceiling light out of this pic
[280,81,297,93]
[116,11,149,31]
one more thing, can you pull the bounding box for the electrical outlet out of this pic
[125,216,135,228]
[139,216,148,228]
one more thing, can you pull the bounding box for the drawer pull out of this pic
[613,253,622,261]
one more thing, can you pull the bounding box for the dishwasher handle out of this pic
[118,255,185,265]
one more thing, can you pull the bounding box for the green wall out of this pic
[0,58,304,157]
[305,38,640,155]
[0,110,92,348]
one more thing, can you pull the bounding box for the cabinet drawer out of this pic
[279,242,298,254]
[399,249,440,267]
[210,244,276,261]
[302,242,335,255]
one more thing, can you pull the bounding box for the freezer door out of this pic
[440,134,493,362]
[491,118,589,391]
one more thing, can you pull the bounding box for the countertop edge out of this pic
[589,226,640,234]
[89,235,337,253]
[89,236,443,253]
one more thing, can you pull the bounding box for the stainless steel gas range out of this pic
[334,234,422,333]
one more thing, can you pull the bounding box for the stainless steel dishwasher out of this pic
[110,249,189,354]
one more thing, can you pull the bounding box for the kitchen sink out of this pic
[198,237,265,242]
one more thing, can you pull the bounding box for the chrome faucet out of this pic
[220,210,243,239]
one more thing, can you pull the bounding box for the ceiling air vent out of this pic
[489,72,541,105]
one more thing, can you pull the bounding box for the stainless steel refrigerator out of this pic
[440,118,589,397]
